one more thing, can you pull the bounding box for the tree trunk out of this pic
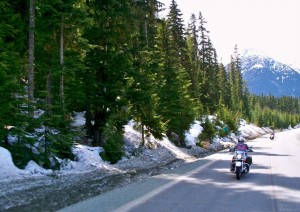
[85,102,93,139]
[93,110,106,146]
[46,73,52,112]
[28,0,35,105]
[141,123,145,146]
[60,15,65,115]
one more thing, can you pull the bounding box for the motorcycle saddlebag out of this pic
[246,156,252,165]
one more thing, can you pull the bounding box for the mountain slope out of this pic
[240,53,300,97]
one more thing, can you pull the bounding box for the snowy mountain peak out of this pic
[240,52,300,97]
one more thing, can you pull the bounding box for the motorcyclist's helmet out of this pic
[238,137,245,143]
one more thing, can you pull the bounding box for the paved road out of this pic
[59,128,300,212]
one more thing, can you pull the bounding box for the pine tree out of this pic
[217,63,231,109]
[157,1,198,146]
[185,13,199,97]
[197,12,219,113]
[229,45,250,118]
[0,0,39,167]
[83,0,136,147]
[1,0,89,167]
[127,0,166,145]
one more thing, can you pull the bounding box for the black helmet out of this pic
[238,137,245,143]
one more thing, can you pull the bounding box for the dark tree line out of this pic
[0,0,298,167]
[249,95,300,129]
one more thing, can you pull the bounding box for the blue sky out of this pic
[160,0,300,68]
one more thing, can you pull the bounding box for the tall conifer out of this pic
[127,0,165,144]
[197,12,219,113]
[157,0,197,146]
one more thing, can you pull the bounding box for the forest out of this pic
[1,0,299,168]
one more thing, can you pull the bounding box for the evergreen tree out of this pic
[127,0,166,145]
[185,13,199,97]
[217,63,231,109]
[0,1,27,149]
[31,0,90,166]
[83,0,136,147]
[0,0,42,168]
[157,1,198,146]
[229,55,237,111]
[167,0,188,64]
[197,12,219,113]
[249,94,300,128]
[228,45,250,119]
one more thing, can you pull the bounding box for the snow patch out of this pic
[0,147,28,179]
[25,161,53,175]
[185,120,203,146]
[71,112,86,127]
[253,63,263,69]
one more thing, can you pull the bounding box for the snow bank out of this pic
[185,120,203,146]
[0,116,278,182]
[239,124,272,139]
[0,147,27,179]
[25,161,53,175]
[58,145,116,174]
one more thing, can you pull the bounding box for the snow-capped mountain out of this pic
[240,51,300,97]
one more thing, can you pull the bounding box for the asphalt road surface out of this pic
[59,128,300,212]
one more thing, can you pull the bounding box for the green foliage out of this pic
[249,95,300,128]
[6,115,75,169]
[228,45,251,118]
[199,116,216,143]
[127,50,166,141]
[50,124,74,162]
[7,143,35,169]
[101,111,127,164]
[4,127,40,169]
[216,104,238,133]
[82,0,135,145]
[156,2,199,146]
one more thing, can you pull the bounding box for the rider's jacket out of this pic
[235,143,248,151]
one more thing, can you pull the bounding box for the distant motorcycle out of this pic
[230,149,253,180]
[270,133,275,140]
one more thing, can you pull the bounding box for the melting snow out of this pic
[0,115,275,183]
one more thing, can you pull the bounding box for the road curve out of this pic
[59,128,300,212]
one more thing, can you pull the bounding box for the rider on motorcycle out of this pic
[230,137,252,172]
[270,130,275,140]
[233,137,250,151]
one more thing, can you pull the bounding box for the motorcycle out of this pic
[270,133,275,140]
[230,149,253,180]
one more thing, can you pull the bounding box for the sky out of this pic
[159,0,300,68]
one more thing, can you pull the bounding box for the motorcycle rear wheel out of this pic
[236,167,241,180]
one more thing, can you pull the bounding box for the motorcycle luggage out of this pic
[246,156,252,165]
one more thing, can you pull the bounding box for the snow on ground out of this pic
[0,147,28,179]
[185,120,203,146]
[0,117,275,183]
[238,120,271,139]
